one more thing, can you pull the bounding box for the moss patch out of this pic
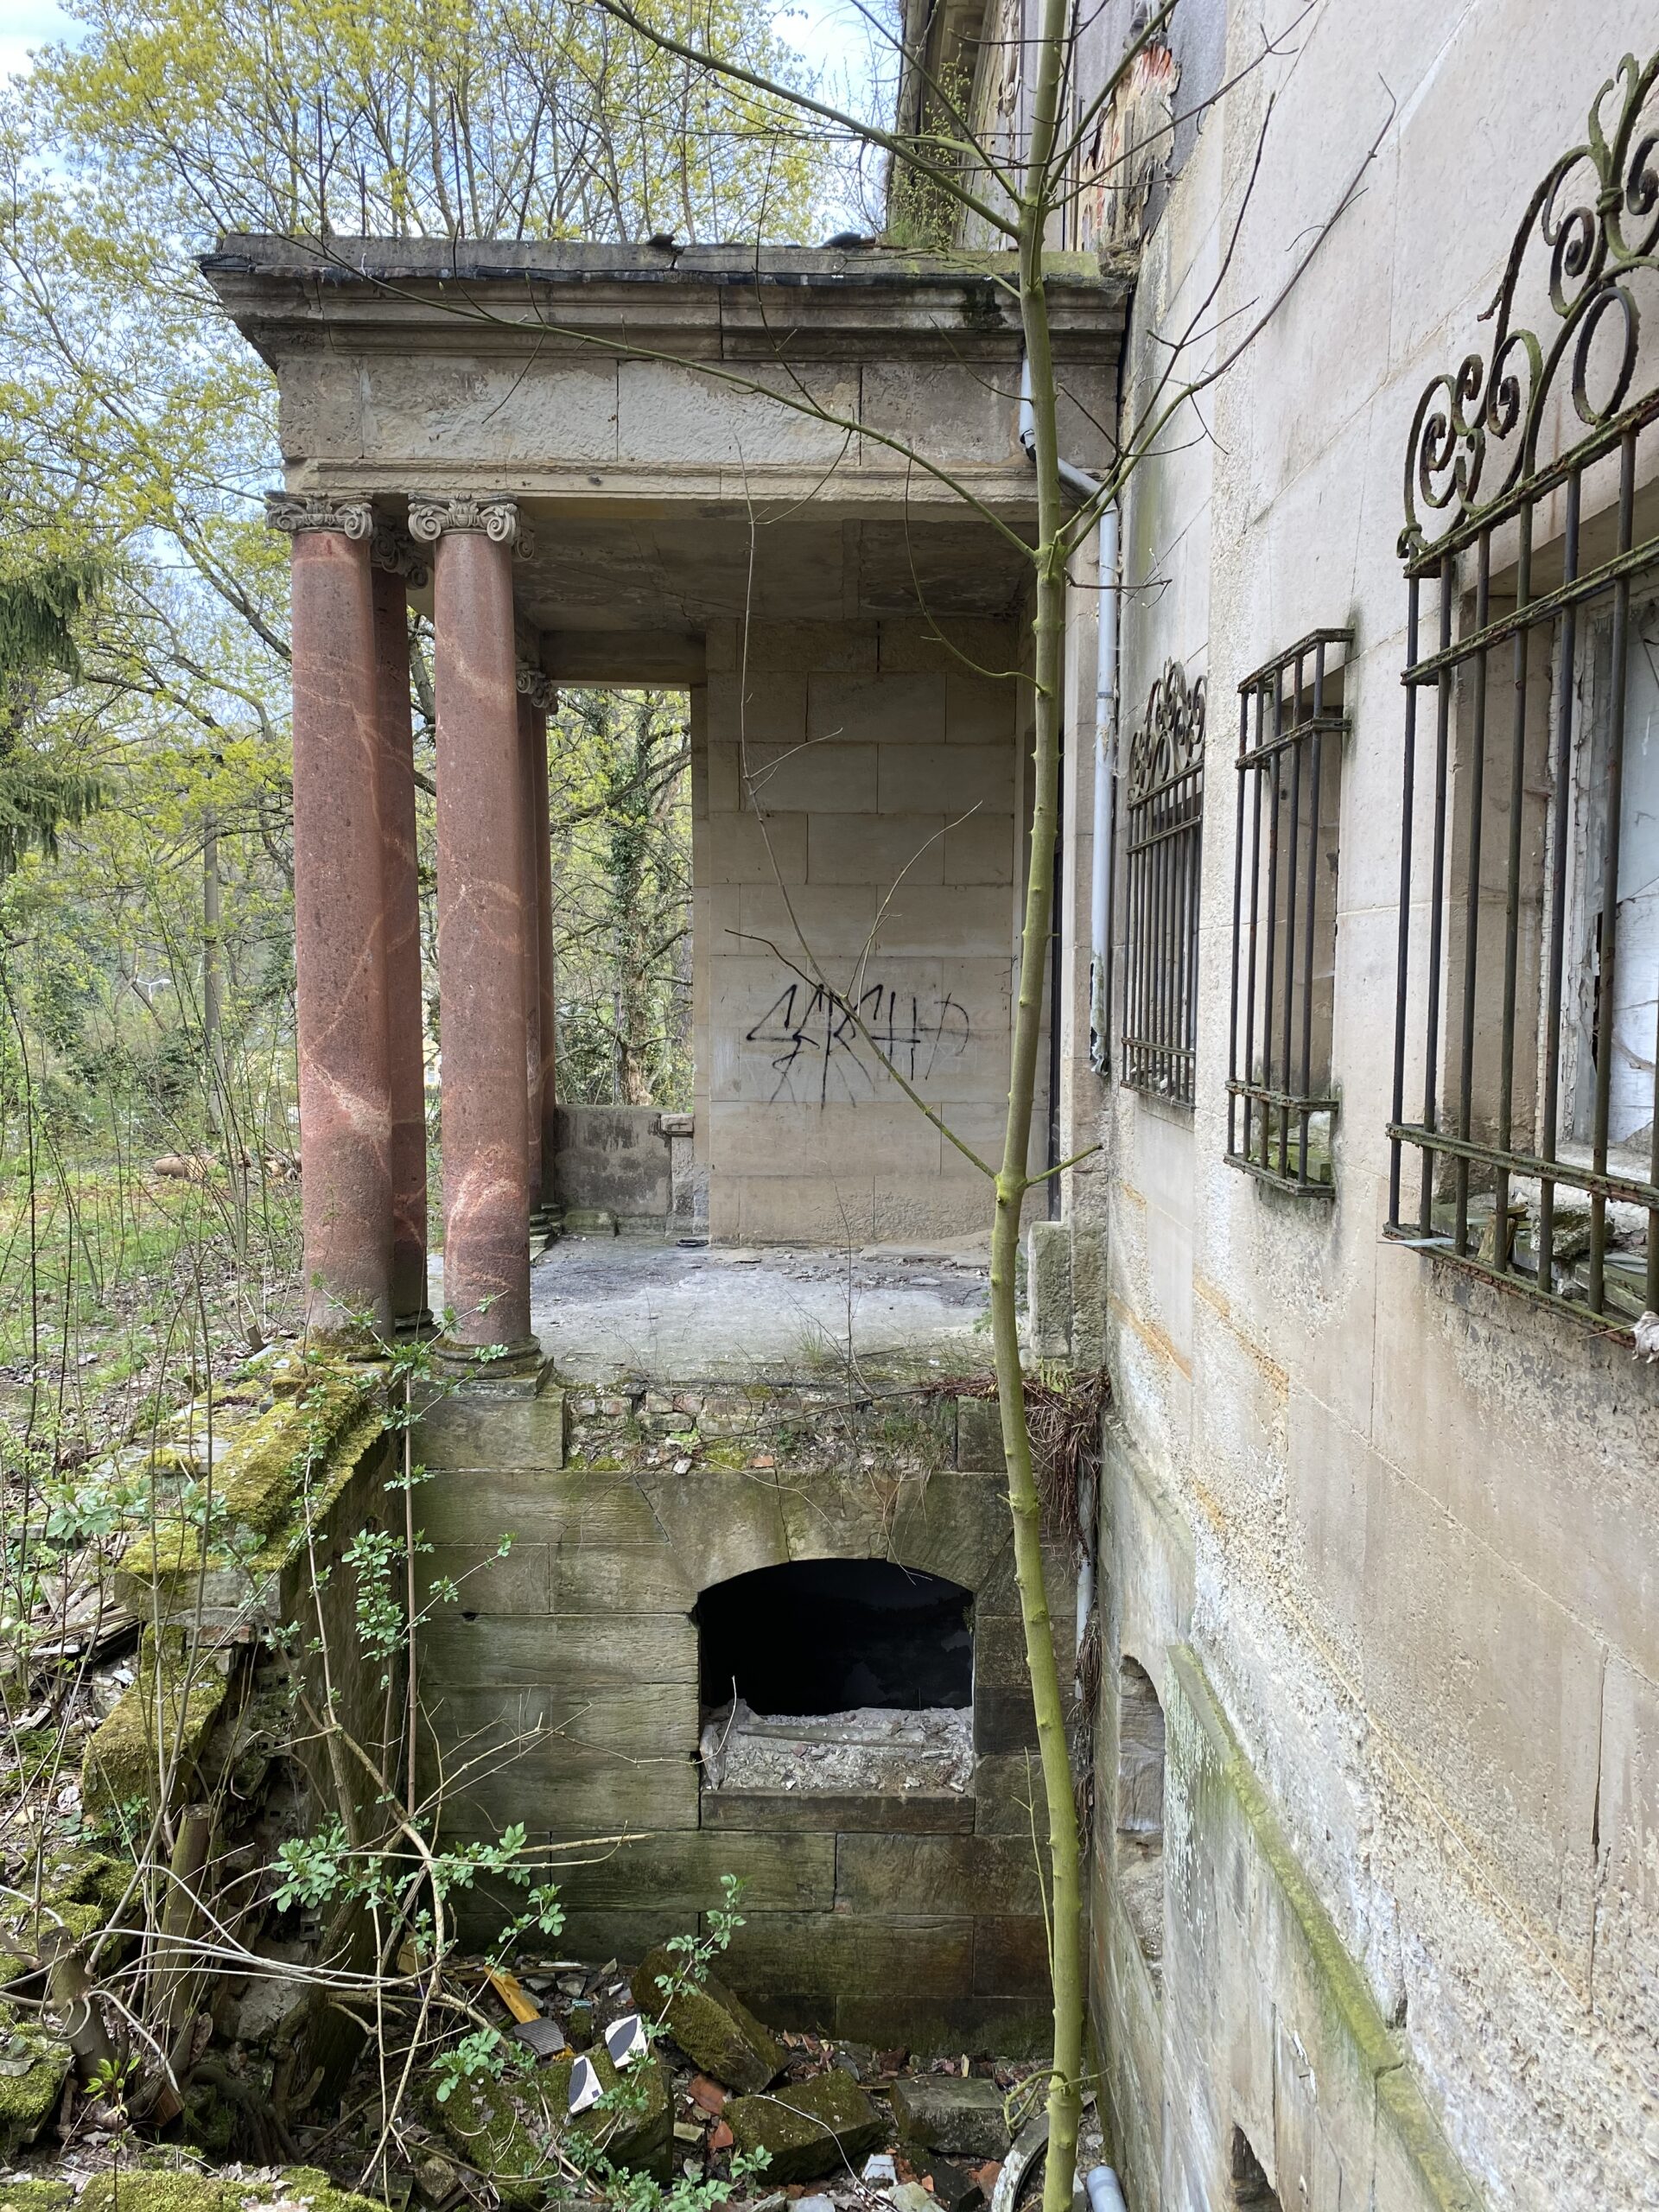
[544,2047,671,2180]
[82,1631,229,1821]
[0,2005,71,2156]
[632,1947,784,2093]
[0,2183,75,2211]
[426,2073,563,2208]
[77,2168,384,2212]
[4,1847,137,1960]
[116,1366,386,1614]
[725,2067,882,2182]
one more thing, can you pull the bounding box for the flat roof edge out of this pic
[200,233,1121,296]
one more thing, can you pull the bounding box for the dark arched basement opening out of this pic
[696,1558,974,1797]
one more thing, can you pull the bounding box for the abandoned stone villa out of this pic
[198,2,1659,2207]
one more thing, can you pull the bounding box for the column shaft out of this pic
[431,527,535,1358]
[532,706,560,1217]
[288,524,393,1336]
[518,693,544,1222]
[372,563,430,1328]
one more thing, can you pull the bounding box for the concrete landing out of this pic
[516,1236,995,1382]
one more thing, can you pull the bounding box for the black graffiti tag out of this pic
[746,978,971,1103]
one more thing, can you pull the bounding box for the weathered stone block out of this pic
[547,2047,672,2178]
[956,1397,1006,1473]
[721,1911,974,2007]
[0,2005,71,2158]
[556,1833,833,1913]
[833,1834,1045,1916]
[889,2074,1012,2159]
[1027,1221,1073,1362]
[701,1789,974,1834]
[415,1392,568,1474]
[82,1632,230,1820]
[725,2067,884,2181]
[972,1915,1053,1998]
[632,1945,786,2092]
[77,2171,383,2212]
[427,2072,560,2204]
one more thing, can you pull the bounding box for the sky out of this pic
[0,0,74,82]
[0,0,888,92]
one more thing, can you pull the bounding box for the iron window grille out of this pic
[1122,659,1205,1104]
[1227,631,1350,1193]
[1389,49,1659,1339]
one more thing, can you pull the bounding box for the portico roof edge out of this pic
[200,233,1128,359]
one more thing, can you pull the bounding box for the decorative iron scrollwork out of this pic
[1401,48,1659,561]
[1127,658,1206,803]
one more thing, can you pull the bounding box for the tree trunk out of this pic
[997,2,1087,2204]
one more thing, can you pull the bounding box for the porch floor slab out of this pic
[512,1234,995,1382]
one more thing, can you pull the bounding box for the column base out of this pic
[392,1306,437,1339]
[429,1333,551,1396]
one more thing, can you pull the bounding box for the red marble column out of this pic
[372,550,431,1330]
[269,493,393,1340]
[531,696,561,1225]
[516,686,544,1225]
[410,496,537,1369]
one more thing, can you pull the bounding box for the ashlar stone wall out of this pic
[410,1377,1076,2056]
[694,617,1033,1245]
[1023,2,1659,2208]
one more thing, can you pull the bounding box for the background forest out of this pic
[0,0,864,1459]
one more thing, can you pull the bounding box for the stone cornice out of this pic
[515,665,559,714]
[203,238,1127,365]
[370,523,430,587]
[265,491,373,540]
[407,495,531,556]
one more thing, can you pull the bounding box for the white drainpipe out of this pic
[1090,502,1120,1073]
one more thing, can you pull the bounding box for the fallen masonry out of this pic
[632,1948,785,2093]
[888,2075,1014,2161]
[723,2069,886,2183]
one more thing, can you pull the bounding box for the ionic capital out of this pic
[265,491,374,542]
[407,495,531,556]
[516,665,559,714]
[370,523,430,588]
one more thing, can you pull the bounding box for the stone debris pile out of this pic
[699,1701,976,1796]
[414,1943,1035,2212]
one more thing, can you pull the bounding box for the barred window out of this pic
[1389,55,1659,1339]
[1122,659,1205,1103]
[1227,632,1349,1192]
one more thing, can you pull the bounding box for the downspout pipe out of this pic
[1090,504,1119,1074]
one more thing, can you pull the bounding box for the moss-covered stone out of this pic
[426,2071,563,2206]
[5,1849,137,1962]
[0,2182,75,2211]
[724,2067,883,2182]
[632,1947,784,2093]
[543,2047,672,2181]
[77,2167,385,2212]
[115,1366,386,1615]
[82,1630,230,1820]
[0,2005,71,2157]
